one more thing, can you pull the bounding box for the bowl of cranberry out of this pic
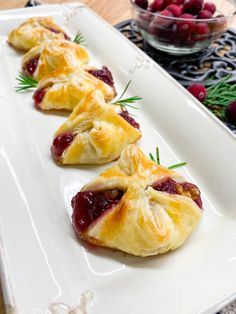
[131,0,236,54]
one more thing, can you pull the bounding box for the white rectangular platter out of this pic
[0,3,236,314]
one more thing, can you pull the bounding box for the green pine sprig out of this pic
[73,32,86,46]
[203,74,236,120]
[112,81,141,109]
[15,72,38,92]
[149,146,187,170]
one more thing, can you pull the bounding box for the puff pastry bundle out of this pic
[51,90,141,164]
[33,66,116,110]
[21,39,89,80]
[71,144,203,257]
[8,17,70,52]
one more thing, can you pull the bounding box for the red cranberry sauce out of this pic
[152,177,202,209]
[72,189,124,232]
[33,87,47,109]
[88,66,115,87]
[22,56,39,77]
[51,132,75,159]
[119,110,140,129]
[44,26,71,40]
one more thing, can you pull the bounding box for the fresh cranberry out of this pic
[195,22,210,40]
[150,0,165,12]
[134,0,148,9]
[183,0,203,15]
[153,178,177,194]
[119,110,140,129]
[180,182,203,209]
[166,4,182,17]
[149,10,173,30]
[187,83,207,102]
[51,132,74,159]
[165,0,185,5]
[88,66,114,87]
[22,56,39,77]
[33,88,46,109]
[203,2,216,14]
[198,9,213,19]
[137,11,152,30]
[176,14,195,34]
[225,101,236,126]
[71,189,123,232]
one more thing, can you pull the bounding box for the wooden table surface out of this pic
[0,1,131,313]
[0,1,236,313]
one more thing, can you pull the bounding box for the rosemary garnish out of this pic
[73,32,86,45]
[15,72,38,92]
[203,75,236,120]
[112,81,141,109]
[149,146,187,169]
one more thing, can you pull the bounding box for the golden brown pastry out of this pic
[71,144,203,257]
[21,39,89,80]
[33,66,116,110]
[51,90,141,164]
[8,17,70,52]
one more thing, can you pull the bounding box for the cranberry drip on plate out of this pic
[72,189,124,232]
[88,66,115,87]
[22,56,39,77]
[33,88,46,108]
[119,110,140,129]
[152,177,203,209]
[51,132,75,159]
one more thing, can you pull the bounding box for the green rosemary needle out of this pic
[15,72,38,92]
[149,146,187,169]
[73,32,86,46]
[112,81,141,109]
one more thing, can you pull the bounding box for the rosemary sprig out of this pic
[203,75,236,120]
[15,72,38,92]
[149,146,187,170]
[112,81,142,109]
[73,32,86,45]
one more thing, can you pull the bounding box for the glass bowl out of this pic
[130,0,236,55]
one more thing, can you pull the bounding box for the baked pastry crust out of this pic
[34,66,116,110]
[51,90,141,164]
[72,144,203,257]
[21,39,89,80]
[8,17,70,52]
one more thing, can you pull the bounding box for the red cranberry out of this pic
[119,110,140,129]
[150,0,165,12]
[135,0,148,9]
[137,11,152,30]
[225,101,236,126]
[187,83,207,102]
[176,14,195,33]
[51,132,74,159]
[198,9,213,19]
[180,182,203,209]
[88,66,114,87]
[165,0,185,5]
[166,4,182,17]
[203,2,216,14]
[22,56,39,77]
[152,178,178,194]
[33,88,46,109]
[72,190,123,232]
[183,0,203,15]
[150,10,173,30]
[195,22,210,40]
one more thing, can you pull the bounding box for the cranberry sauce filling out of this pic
[51,132,75,159]
[88,66,115,87]
[22,56,39,77]
[152,177,203,209]
[33,87,47,109]
[72,189,124,232]
[119,109,140,129]
[45,26,71,40]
